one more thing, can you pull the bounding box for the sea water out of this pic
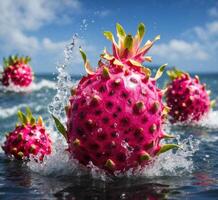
[0,37,218,199]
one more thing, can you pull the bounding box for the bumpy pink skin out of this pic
[66,64,165,173]
[2,124,52,161]
[166,74,210,122]
[2,64,33,87]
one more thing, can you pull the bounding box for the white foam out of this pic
[0,104,45,119]
[196,110,218,129]
[0,104,27,118]
[0,79,56,93]
[27,132,198,180]
[167,110,218,130]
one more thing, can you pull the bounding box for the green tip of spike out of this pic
[3,55,31,68]
[156,144,180,156]
[167,67,185,80]
[103,31,114,41]
[139,151,151,162]
[17,151,24,159]
[105,159,115,170]
[155,64,167,80]
[102,66,110,78]
[79,48,87,63]
[29,145,36,153]
[72,138,80,147]
[17,108,36,126]
[116,23,126,38]
[210,100,216,108]
[52,114,67,140]
[138,23,146,39]
[163,134,175,139]
[124,34,133,50]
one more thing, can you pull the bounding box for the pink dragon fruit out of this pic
[2,108,52,161]
[1,55,33,87]
[166,68,215,122]
[53,23,178,174]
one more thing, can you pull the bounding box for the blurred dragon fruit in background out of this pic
[166,68,215,123]
[0,55,33,87]
[2,108,52,162]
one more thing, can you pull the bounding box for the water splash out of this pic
[27,34,200,181]
[168,110,218,130]
[27,133,199,181]
[48,34,78,120]
[196,110,218,129]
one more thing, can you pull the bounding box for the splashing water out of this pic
[48,34,79,120]
[167,110,218,130]
[27,133,199,180]
[197,110,218,129]
[27,36,201,181]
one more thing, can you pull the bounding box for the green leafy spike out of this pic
[163,134,175,139]
[79,48,95,75]
[17,110,23,124]
[116,23,126,38]
[124,34,133,50]
[157,144,179,155]
[17,110,27,125]
[25,56,31,63]
[103,31,114,41]
[30,117,36,126]
[52,115,67,139]
[138,23,146,39]
[210,100,216,108]
[102,66,110,78]
[154,64,167,80]
[167,67,184,80]
[26,107,36,125]
[154,34,160,42]
[79,48,87,63]
[26,107,32,120]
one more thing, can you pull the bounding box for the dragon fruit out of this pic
[0,55,33,87]
[2,108,52,161]
[53,23,178,174]
[166,68,215,122]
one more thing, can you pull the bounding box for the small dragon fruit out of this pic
[2,108,52,161]
[0,55,33,87]
[166,68,215,123]
[53,23,178,174]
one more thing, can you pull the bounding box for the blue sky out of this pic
[0,0,218,74]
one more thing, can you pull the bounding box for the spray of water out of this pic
[27,35,201,181]
[167,110,218,130]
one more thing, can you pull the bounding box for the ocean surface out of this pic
[0,73,218,200]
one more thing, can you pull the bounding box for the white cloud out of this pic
[42,38,67,52]
[208,7,218,18]
[94,10,110,17]
[151,39,209,62]
[0,0,81,54]
[150,13,218,71]
[193,21,218,42]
